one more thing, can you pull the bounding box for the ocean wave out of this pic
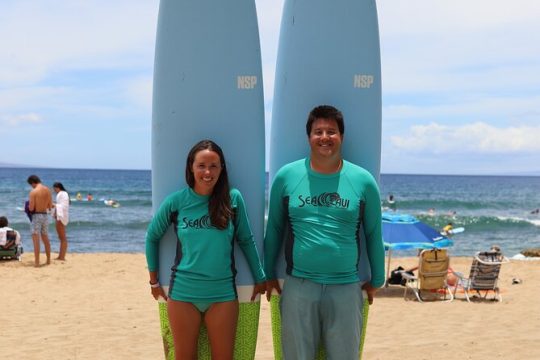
[414,214,539,231]
[387,198,536,212]
[496,216,540,227]
[70,199,152,207]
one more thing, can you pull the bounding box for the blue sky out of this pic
[1,0,539,175]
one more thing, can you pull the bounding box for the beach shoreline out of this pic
[1,253,538,359]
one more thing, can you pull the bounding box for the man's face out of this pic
[308,118,343,158]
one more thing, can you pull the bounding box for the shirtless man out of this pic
[27,175,53,267]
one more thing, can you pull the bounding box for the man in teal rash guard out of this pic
[264,105,385,359]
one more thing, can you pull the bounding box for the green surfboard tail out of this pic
[158,301,261,360]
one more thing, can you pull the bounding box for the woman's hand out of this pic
[251,282,266,301]
[151,285,168,301]
[265,279,282,301]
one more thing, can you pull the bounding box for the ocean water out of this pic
[1,168,539,257]
[0,168,151,253]
[381,174,540,257]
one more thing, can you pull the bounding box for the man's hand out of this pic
[265,279,282,301]
[361,282,378,305]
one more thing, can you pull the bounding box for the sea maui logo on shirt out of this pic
[298,192,350,209]
[181,215,213,229]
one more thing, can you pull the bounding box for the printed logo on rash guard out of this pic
[181,215,213,229]
[298,192,350,209]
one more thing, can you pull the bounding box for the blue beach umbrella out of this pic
[382,212,453,285]
[382,212,453,250]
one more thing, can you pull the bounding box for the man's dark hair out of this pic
[27,175,41,185]
[0,216,8,227]
[306,105,344,136]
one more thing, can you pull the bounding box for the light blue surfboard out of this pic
[442,227,465,236]
[152,1,265,359]
[268,0,382,358]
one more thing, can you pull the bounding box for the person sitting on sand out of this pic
[397,263,458,287]
[0,216,21,249]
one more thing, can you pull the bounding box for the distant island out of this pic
[0,162,39,168]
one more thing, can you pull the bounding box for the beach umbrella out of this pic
[382,212,453,285]
[383,212,453,250]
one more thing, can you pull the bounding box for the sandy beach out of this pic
[1,253,538,359]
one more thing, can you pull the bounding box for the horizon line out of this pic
[1,165,539,177]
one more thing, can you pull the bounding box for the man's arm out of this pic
[47,189,53,210]
[263,172,287,280]
[263,172,287,299]
[363,175,385,289]
[28,190,36,212]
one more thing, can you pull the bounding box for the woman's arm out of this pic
[232,190,266,284]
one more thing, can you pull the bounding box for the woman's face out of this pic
[53,186,60,193]
[191,149,222,195]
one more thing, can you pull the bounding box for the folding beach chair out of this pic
[402,249,453,302]
[452,250,509,302]
[0,229,23,261]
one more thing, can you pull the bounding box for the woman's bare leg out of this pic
[204,300,239,360]
[55,220,67,260]
[167,299,201,360]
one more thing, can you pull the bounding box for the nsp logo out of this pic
[353,74,374,89]
[237,75,257,89]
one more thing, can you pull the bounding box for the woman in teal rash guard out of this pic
[145,140,266,360]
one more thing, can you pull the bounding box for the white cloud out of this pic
[384,95,540,125]
[124,76,153,110]
[378,1,540,36]
[0,86,68,109]
[378,1,540,94]
[0,0,158,86]
[391,122,540,154]
[1,113,43,126]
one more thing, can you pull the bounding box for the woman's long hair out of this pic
[185,140,232,229]
[53,182,70,204]
[53,182,67,192]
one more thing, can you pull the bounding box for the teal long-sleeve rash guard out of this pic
[146,188,265,302]
[264,158,385,287]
